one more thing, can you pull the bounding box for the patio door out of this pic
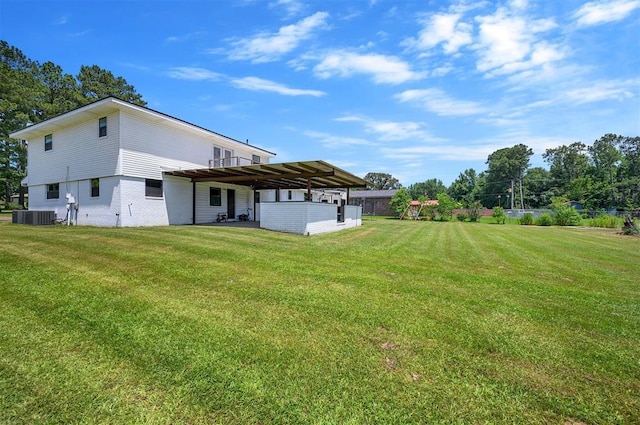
[227,189,235,219]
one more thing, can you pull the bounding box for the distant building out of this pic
[348,190,397,216]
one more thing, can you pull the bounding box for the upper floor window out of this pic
[47,183,59,199]
[98,117,107,137]
[91,178,100,197]
[252,154,261,164]
[145,179,163,197]
[44,134,52,151]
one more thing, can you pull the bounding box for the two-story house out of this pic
[10,97,366,234]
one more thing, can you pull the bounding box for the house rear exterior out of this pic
[11,97,274,227]
[11,97,366,234]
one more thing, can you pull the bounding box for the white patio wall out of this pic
[260,202,362,235]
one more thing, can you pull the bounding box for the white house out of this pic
[10,97,366,234]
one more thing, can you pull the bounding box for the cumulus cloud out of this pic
[395,89,486,116]
[231,77,326,96]
[574,0,640,26]
[313,50,424,84]
[224,11,329,63]
[474,6,562,76]
[402,12,473,54]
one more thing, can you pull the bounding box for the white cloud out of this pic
[269,0,306,18]
[395,89,486,116]
[166,31,207,43]
[167,67,225,81]
[574,0,640,26]
[225,11,329,63]
[231,77,326,97]
[335,115,436,141]
[564,79,638,104]
[313,50,424,84]
[304,130,374,148]
[474,6,561,76]
[402,12,473,54]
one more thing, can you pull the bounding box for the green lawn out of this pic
[1,219,638,424]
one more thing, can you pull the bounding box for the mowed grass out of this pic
[0,219,638,424]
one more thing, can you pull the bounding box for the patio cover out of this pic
[163,160,368,190]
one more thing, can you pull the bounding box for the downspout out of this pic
[306,178,311,201]
[192,181,196,225]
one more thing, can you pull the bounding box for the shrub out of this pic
[536,213,554,226]
[492,207,507,224]
[456,212,468,222]
[589,215,620,228]
[519,213,535,225]
[554,206,582,226]
[468,201,484,222]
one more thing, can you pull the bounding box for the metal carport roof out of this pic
[163,160,368,190]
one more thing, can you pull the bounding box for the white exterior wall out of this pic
[119,110,266,179]
[26,111,121,186]
[260,202,362,235]
[194,182,253,224]
[20,101,274,227]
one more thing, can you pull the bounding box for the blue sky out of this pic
[1,0,639,185]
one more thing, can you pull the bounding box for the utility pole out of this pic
[519,179,525,211]
[510,180,514,209]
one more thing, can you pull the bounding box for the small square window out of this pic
[209,187,222,206]
[145,179,163,197]
[252,154,260,164]
[91,178,100,197]
[47,183,59,199]
[99,117,107,137]
[44,134,52,151]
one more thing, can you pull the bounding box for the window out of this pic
[91,178,100,197]
[47,183,59,199]
[145,179,163,197]
[99,117,107,137]
[288,190,292,200]
[252,154,261,164]
[209,187,222,206]
[44,134,52,151]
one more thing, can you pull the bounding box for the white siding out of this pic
[194,182,253,224]
[119,110,266,179]
[26,111,121,186]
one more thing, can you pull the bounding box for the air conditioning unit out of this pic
[12,210,55,225]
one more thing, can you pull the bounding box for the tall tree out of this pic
[408,178,446,200]
[38,61,84,118]
[0,41,40,207]
[77,65,146,106]
[363,172,402,190]
[543,142,590,195]
[588,134,622,208]
[618,136,640,208]
[481,144,533,208]
[522,167,554,208]
[448,168,479,207]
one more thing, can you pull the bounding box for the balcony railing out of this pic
[209,156,259,168]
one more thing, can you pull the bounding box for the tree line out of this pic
[364,134,640,213]
[1,41,146,208]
